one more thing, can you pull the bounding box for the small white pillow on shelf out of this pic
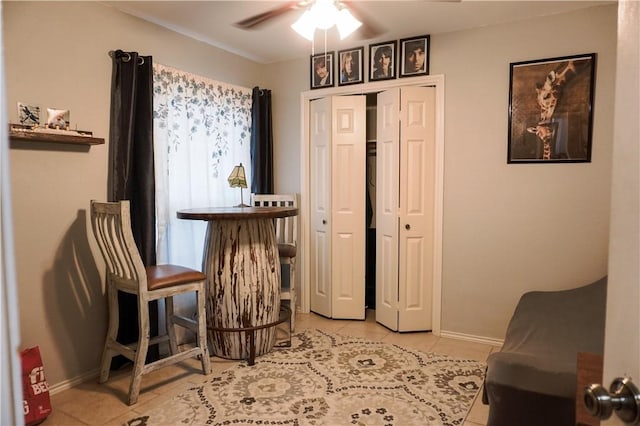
[46,108,69,129]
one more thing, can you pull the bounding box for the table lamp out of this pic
[228,163,249,207]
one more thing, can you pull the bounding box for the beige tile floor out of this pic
[46,310,497,426]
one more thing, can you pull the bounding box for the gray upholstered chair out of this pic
[483,277,607,426]
[90,200,211,405]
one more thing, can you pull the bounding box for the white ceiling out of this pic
[103,1,613,64]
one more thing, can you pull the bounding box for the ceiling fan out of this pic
[234,0,385,40]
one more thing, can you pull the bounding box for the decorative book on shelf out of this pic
[8,123,105,146]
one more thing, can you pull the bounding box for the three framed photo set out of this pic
[338,47,364,86]
[507,53,596,163]
[310,52,334,89]
[399,35,430,77]
[369,41,396,82]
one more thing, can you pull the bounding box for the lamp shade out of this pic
[291,10,315,41]
[336,9,362,39]
[228,163,247,189]
[311,0,338,30]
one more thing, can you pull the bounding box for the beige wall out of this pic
[263,4,618,340]
[3,1,262,388]
[433,5,616,338]
[3,1,618,388]
[263,58,308,194]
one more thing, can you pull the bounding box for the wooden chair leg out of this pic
[196,286,212,374]
[99,282,119,383]
[289,260,296,332]
[165,296,179,355]
[128,300,150,406]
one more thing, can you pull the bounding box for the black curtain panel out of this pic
[250,87,274,194]
[109,50,156,263]
[108,49,158,366]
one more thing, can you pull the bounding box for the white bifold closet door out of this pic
[309,95,366,320]
[376,86,436,332]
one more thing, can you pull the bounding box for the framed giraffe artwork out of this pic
[507,53,596,163]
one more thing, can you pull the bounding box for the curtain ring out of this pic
[109,50,142,64]
[108,50,131,62]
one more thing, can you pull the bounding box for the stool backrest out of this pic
[252,194,297,247]
[90,200,147,293]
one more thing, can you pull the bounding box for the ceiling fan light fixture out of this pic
[311,0,339,30]
[336,8,362,39]
[291,10,315,41]
[292,0,360,41]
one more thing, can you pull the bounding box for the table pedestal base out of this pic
[203,218,282,360]
[208,306,291,365]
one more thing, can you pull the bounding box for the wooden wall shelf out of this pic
[8,125,104,146]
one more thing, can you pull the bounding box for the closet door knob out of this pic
[584,377,640,423]
[405,224,411,230]
[322,219,327,225]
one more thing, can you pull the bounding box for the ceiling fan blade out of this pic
[356,19,385,40]
[341,1,386,39]
[234,2,301,29]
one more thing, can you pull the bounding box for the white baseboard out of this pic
[48,368,100,396]
[439,330,503,347]
[48,341,196,395]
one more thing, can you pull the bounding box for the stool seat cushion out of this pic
[146,265,206,291]
[278,243,297,259]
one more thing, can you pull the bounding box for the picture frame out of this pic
[507,53,596,163]
[338,47,364,86]
[310,52,334,90]
[17,102,40,126]
[399,35,430,77]
[369,41,396,82]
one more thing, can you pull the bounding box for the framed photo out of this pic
[17,102,40,126]
[399,35,430,77]
[338,47,364,86]
[507,53,596,163]
[310,52,334,89]
[369,41,396,82]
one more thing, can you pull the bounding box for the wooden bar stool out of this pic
[252,194,298,331]
[90,200,211,405]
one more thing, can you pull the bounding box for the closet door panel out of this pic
[398,86,436,331]
[406,139,427,213]
[331,96,366,319]
[379,233,397,312]
[375,88,400,330]
[333,142,358,305]
[403,237,426,309]
[310,97,332,317]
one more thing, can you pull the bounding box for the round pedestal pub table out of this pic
[177,206,298,362]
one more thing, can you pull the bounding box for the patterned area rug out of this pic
[125,329,485,425]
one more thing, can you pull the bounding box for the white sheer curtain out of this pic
[153,63,253,270]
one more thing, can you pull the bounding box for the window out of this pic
[152,64,252,268]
